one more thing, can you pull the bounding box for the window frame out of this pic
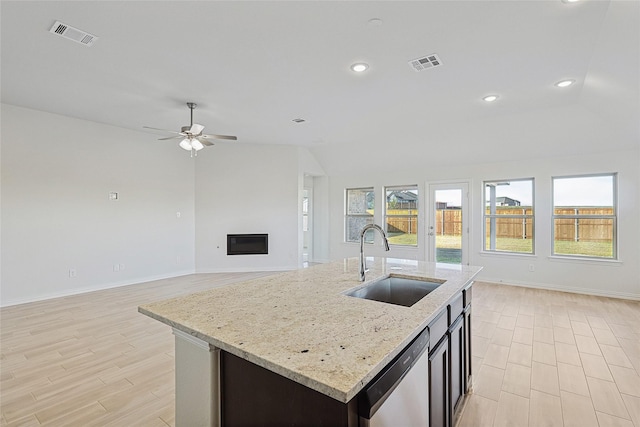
[551,173,617,260]
[344,187,374,243]
[482,178,535,255]
[384,184,419,247]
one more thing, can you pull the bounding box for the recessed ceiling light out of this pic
[483,95,499,102]
[350,63,369,73]
[555,79,575,88]
[562,0,580,3]
[367,18,383,27]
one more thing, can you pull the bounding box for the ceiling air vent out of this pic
[408,54,442,72]
[49,21,98,47]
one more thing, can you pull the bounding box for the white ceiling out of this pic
[2,1,638,175]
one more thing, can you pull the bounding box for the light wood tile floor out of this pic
[2,276,639,426]
[1,273,275,426]
[459,282,640,427]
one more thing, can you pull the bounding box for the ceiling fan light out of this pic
[179,138,192,151]
[191,139,204,151]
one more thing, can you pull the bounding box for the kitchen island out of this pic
[139,257,481,426]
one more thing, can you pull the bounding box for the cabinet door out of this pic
[221,351,358,426]
[429,336,449,427]
[464,305,472,394]
[449,315,465,419]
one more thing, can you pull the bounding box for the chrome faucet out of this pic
[359,224,390,281]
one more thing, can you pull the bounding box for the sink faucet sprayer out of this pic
[359,224,390,281]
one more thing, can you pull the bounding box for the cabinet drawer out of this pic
[428,310,448,350]
[448,294,463,325]
[463,284,472,307]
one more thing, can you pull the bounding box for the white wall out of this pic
[2,103,637,304]
[0,105,326,305]
[194,143,301,272]
[320,149,640,299]
[1,104,196,306]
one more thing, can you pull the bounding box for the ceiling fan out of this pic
[144,102,237,155]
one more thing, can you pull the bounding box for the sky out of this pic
[553,175,614,206]
[435,175,614,207]
[490,180,533,206]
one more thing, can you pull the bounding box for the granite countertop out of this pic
[139,257,482,403]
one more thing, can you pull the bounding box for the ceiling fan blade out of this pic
[199,138,215,146]
[143,126,183,135]
[201,134,238,141]
[158,135,183,141]
[189,123,205,135]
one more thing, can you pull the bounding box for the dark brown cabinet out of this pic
[428,334,449,427]
[449,314,465,417]
[428,283,473,427]
[221,351,358,427]
[463,304,472,394]
[463,284,473,393]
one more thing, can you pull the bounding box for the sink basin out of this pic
[345,276,444,307]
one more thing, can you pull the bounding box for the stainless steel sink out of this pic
[345,276,445,307]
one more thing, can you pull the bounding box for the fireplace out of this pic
[227,234,268,255]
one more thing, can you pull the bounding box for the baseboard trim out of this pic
[196,266,295,274]
[478,276,640,301]
[0,270,195,308]
[309,258,332,264]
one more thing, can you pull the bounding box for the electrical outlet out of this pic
[69,269,77,278]
[113,264,120,272]
[528,264,535,272]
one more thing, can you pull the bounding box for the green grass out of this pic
[435,235,462,249]
[554,240,613,258]
[485,237,533,253]
[387,232,417,246]
[487,237,613,258]
[387,233,613,258]
[436,248,462,264]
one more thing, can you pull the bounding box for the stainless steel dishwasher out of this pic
[358,327,430,427]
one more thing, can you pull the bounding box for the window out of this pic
[345,188,374,243]
[385,185,418,246]
[483,178,534,254]
[552,174,617,259]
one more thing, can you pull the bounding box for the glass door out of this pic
[427,182,469,265]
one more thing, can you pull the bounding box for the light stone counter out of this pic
[139,257,482,403]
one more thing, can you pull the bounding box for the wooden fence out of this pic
[436,209,463,236]
[482,207,613,242]
[386,209,417,235]
[484,207,534,240]
[384,207,613,242]
[553,207,614,242]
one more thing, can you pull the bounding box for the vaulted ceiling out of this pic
[2,1,638,175]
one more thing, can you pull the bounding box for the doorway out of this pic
[427,182,469,265]
[302,186,312,264]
